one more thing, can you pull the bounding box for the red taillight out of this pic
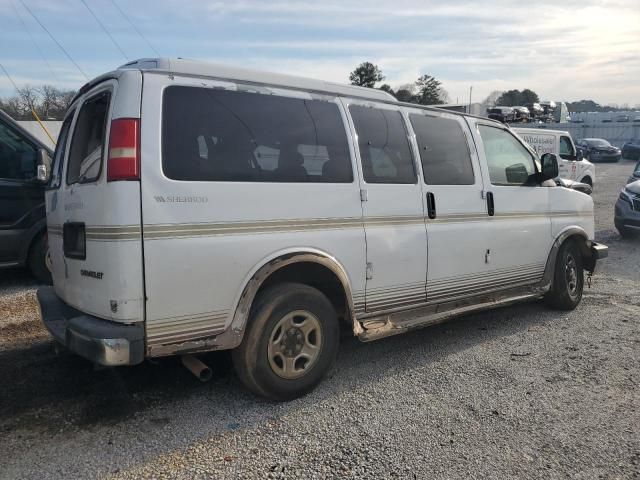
[107,118,140,181]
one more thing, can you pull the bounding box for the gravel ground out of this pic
[0,161,638,479]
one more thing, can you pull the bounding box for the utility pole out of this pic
[468,86,473,114]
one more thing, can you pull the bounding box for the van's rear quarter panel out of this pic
[140,73,366,350]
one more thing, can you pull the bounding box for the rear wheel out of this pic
[232,282,339,401]
[28,233,52,285]
[580,176,592,187]
[545,240,583,310]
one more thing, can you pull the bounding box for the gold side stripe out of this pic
[47,210,590,241]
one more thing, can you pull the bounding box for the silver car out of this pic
[615,180,640,237]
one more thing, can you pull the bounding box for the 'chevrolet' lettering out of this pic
[80,269,104,280]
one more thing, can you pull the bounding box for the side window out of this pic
[478,125,537,186]
[559,136,574,159]
[349,105,416,184]
[0,120,37,181]
[49,110,75,189]
[162,86,353,183]
[409,113,474,185]
[67,91,111,184]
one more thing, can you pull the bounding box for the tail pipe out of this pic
[181,355,212,382]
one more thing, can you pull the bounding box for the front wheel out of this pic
[545,240,584,310]
[232,282,339,401]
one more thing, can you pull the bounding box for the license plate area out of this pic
[63,222,86,260]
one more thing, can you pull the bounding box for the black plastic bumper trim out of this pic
[37,287,144,366]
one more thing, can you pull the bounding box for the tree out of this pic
[378,84,395,98]
[414,74,447,105]
[17,85,39,115]
[496,89,540,106]
[481,90,504,109]
[0,85,77,120]
[349,62,384,88]
[520,89,539,105]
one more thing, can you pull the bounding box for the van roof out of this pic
[72,58,502,126]
[117,58,397,103]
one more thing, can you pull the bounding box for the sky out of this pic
[1,0,639,106]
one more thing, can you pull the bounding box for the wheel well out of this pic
[26,228,46,263]
[580,176,592,186]
[254,261,351,330]
[563,234,592,270]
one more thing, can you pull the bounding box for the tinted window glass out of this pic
[478,125,536,186]
[0,119,37,181]
[410,114,474,185]
[67,91,110,184]
[162,86,353,183]
[49,110,74,189]
[349,105,416,184]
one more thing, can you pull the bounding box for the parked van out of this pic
[38,59,608,400]
[512,128,596,187]
[0,109,53,283]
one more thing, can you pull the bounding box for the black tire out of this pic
[580,176,592,187]
[28,234,52,285]
[232,282,339,401]
[545,240,584,310]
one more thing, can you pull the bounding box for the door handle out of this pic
[486,191,495,216]
[426,192,436,219]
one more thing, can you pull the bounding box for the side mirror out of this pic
[576,149,584,161]
[505,163,530,184]
[36,148,52,183]
[540,153,559,181]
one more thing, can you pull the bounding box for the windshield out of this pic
[587,139,611,147]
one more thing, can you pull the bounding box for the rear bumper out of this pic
[37,287,144,366]
[590,242,608,260]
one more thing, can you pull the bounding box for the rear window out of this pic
[66,91,111,184]
[409,114,474,185]
[162,86,353,183]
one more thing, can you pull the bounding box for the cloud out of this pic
[0,0,638,105]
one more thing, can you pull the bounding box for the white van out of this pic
[38,59,608,400]
[513,127,595,187]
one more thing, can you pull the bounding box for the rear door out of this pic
[47,72,145,323]
[344,99,427,313]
